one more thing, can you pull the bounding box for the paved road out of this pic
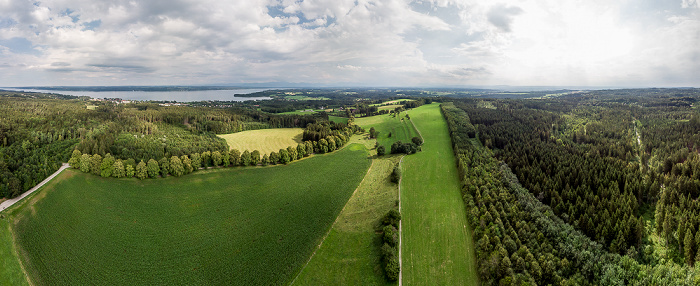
[0,163,70,212]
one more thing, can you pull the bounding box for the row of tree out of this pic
[67,122,359,179]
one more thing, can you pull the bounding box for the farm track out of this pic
[0,163,69,213]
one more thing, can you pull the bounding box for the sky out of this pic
[0,0,698,87]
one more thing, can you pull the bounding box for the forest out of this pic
[443,88,700,284]
[0,91,329,198]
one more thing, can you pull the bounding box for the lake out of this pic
[2,88,273,102]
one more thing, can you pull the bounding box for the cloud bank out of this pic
[0,0,698,87]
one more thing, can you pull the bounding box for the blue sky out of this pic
[0,0,698,87]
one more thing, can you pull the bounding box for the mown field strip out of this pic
[217,128,303,154]
[401,103,479,285]
[292,135,400,285]
[11,144,370,285]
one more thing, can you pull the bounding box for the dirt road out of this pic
[0,163,69,212]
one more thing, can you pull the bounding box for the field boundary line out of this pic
[0,163,69,213]
[289,158,375,286]
[407,117,423,142]
[398,155,405,286]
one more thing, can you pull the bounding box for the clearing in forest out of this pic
[292,134,399,285]
[401,103,479,285]
[217,128,303,154]
[6,145,370,285]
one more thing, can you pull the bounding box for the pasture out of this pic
[355,113,419,150]
[217,128,303,154]
[0,219,28,286]
[328,115,349,124]
[401,104,479,285]
[293,145,401,286]
[9,144,370,285]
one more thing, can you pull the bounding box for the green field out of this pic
[355,113,419,150]
[370,99,413,107]
[401,104,479,285]
[278,110,318,115]
[328,115,349,124]
[293,136,399,285]
[217,128,303,154]
[8,145,370,285]
[0,219,28,286]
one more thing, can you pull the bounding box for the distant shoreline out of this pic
[1,87,276,102]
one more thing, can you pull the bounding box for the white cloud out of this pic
[0,0,697,87]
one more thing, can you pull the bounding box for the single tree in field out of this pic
[69,149,82,169]
[147,159,160,178]
[190,153,202,170]
[90,154,103,175]
[158,157,169,177]
[169,156,184,177]
[287,146,297,161]
[100,153,115,178]
[125,164,135,178]
[251,150,261,166]
[181,155,193,174]
[269,151,279,165]
[279,149,290,164]
[377,145,386,156]
[201,151,211,168]
[80,154,91,173]
[112,160,126,178]
[369,127,377,138]
[297,144,306,158]
[241,150,252,166]
[412,136,423,146]
[230,149,241,166]
[304,141,314,155]
[212,151,222,167]
[136,161,147,179]
[222,150,231,167]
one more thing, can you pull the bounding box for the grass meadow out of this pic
[9,144,370,285]
[355,112,419,151]
[292,134,400,285]
[217,127,303,154]
[401,103,479,285]
[0,219,28,286]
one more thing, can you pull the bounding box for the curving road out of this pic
[0,163,70,212]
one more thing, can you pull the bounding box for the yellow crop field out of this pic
[218,128,304,154]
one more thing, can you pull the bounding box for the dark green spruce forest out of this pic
[2,88,700,285]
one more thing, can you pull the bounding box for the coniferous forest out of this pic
[443,88,700,285]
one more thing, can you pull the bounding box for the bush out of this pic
[383,225,398,246]
[377,145,386,156]
[390,164,401,184]
[383,209,401,228]
[385,256,400,281]
[390,141,418,154]
[378,208,401,280]
[411,136,423,146]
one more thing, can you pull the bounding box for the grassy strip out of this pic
[11,144,370,285]
[217,128,303,154]
[0,219,28,286]
[292,133,399,285]
[401,103,479,285]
